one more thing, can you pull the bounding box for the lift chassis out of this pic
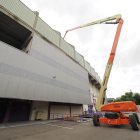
[93,101,140,130]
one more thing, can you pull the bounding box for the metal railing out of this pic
[50,113,92,122]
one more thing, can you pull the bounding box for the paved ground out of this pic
[0,120,140,140]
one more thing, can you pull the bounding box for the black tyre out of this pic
[129,115,139,131]
[93,114,100,126]
[133,113,140,124]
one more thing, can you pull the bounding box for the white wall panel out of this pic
[30,101,48,120]
[30,34,88,88]
[0,0,35,27]
[0,0,101,85]
[85,61,91,73]
[75,51,85,67]
[71,106,82,115]
[60,38,75,59]
[50,105,70,114]
[36,18,60,47]
[0,41,91,104]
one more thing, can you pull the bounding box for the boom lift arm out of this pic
[63,14,121,38]
[64,15,140,131]
[64,14,123,111]
[96,18,123,110]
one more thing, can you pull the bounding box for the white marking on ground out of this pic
[0,121,74,129]
[0,122,40,129]
[0,121,57,129]
[47,124,73,129]
[0,126,6,129]
[81,122,91,125]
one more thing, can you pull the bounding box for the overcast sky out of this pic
[21,0,140,98]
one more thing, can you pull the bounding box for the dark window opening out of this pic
[0,11,32,51]
[0,98,32,123]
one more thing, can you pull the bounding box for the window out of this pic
[0,11,32,51]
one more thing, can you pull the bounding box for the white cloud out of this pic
[21,0,140,98]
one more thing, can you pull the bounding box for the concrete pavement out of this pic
[0,120,140,140]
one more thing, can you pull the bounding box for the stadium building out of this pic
[0,0,101,123]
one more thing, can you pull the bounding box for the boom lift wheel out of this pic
[129,115,139,131]
[133,113,140,124]
[93,114,100,126]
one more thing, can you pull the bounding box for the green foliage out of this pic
[107,98,115,103]
[114,91,140,105]
[133,93,140,105]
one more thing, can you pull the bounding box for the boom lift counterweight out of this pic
[64,14,140,131]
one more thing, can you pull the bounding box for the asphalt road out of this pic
[0,120,140,140]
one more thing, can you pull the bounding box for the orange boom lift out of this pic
[64,14,140,131]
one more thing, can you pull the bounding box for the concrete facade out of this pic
[30,101,48,121]
[0,0,101,123]
[29,101,83,121]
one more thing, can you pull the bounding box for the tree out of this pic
[114,91,140,105]
[133,93,140,105]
